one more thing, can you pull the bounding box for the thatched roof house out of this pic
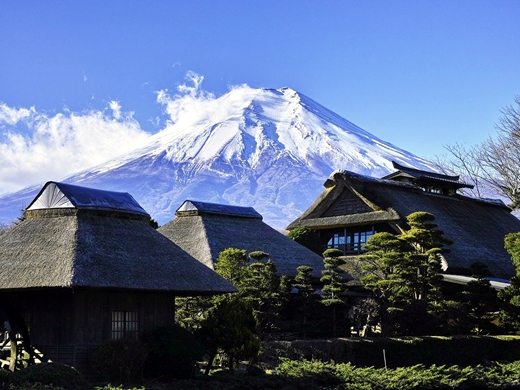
[287,163,520,280]
[0,182,235,374]
[0,181,235,293]
[158,200,325,277]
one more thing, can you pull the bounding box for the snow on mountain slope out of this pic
[0,86,434,228]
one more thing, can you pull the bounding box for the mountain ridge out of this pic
[0,86,434,228]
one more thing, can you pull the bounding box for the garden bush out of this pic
[9,362,90,390]
[261,335,520,369]
[276,358,520,389]
[142,324,205,380]
[92,338,149,384]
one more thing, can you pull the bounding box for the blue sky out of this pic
[1,1,519,194]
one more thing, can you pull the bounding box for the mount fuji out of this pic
[0,86,435,229]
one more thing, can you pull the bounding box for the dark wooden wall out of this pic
[0,288,176,346]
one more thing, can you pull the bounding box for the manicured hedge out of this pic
[261,336,520,369]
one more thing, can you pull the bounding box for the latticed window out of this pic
[111,311,139,340]
[324,227,375,254]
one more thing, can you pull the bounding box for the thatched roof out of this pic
[159,200,325,277]
[0,182,236,295]
[288,170,520,279]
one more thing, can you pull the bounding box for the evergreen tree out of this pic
[352,297,380,337]
[320,248,348,337]
[241,257,283,337]
[499,232,520,332]
[398,212,450,303]
[462,262,499,335]
[358,232,405,336]
[293,265,316,339]
[396,212,451,335]
[249,250,269,262]
[197,296,259,374]
[174,296,213,331]
[358,213,452,335]
[214,248,248,288]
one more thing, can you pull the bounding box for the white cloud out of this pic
[0,102,151,195]
[0,104,36,125]
[156,72,255,130]
[156,71,217,125]
[109,100,122,120]
[0,71,251,196]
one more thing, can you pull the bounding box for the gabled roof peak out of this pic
[382,161,474,190]
[176,200,262,219]
[26,181,149,216]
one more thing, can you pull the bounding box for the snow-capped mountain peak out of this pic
[0,86,434,228]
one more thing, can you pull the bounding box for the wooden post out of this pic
[9,334,17,372]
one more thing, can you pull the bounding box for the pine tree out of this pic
[241,257,282,337]
[320,248,348,337]
[293,265,316,339]
[359,213,452,335]
[174,296,213,331]
[462,262,499,335]
[499,232,520,332]
[358,232,405,336]
[197,295,259,374]
[397,212,451,335]
[398,212,450,303]
[214,247,248,288]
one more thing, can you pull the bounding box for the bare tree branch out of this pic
[439,95,520,209]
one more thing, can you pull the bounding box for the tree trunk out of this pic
[9,333,17,372]
[204,351,217,376]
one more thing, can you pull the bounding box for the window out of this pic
[325,227,375,255]
[111,311,139,340]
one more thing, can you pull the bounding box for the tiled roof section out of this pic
[176,200,262,219]
[382,161,474,189]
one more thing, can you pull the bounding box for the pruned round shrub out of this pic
[92,338,149,384]
[10,362,89,390]
[143,325,205,380]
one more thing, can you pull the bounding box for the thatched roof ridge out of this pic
[159,207,325,277]
[176,200,262,219]
[26,181,148,217]
[0,186,236,295]
[288,170,520,279]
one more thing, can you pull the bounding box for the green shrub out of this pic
[143,325,205,380]
[92,338,148,384]
[9,363,89,390]
[275,358,520,390]
[261,335,520,369]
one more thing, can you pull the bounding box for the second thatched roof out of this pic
[158,200,325,277]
